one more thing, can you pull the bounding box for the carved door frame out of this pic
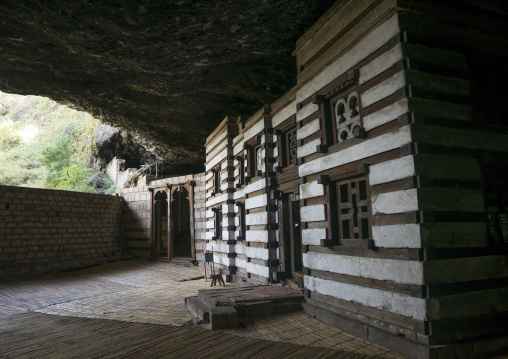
[150,182,196,261]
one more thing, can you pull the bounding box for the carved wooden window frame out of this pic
[246,143,262,180]
[322,70,365,148]
[325,170,372,249]
[335,176,370,240]
[211,165,221,196]
[236,155,245,188]
[236,202,246,241]
[274,116,297,172]
[281,127,298,168]
[212,206,222,240]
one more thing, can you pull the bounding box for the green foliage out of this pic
[47,165,95,193]
[0,119,21,147]
[0,91,113,194]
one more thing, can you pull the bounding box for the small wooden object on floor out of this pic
[210,273,225,287]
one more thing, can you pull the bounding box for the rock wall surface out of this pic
[0,0,336,167]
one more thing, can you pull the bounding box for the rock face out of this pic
[0,0,336,168]
[94,123,202,175]
[94,123,155,170]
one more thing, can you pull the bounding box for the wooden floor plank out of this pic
[0,259,405,359]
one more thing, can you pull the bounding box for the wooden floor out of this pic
[1,312,371,359]
[0,259,404,359]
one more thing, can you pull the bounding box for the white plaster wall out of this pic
[304,276,426,320]
[245,178,266,194]
[206,130,227,152]
[233,188,245,200]
[246,212,268,225]
[233,139,245,157]
[363,98,408,131]
[247,262,270,278]
[297,138,321,158]
[304,252,424,284]
[244,119,266,142]
[297,118,321,140]
[246,230,269,243]
[236,258,247,270]
[235,244,246,255]
[302,228,327,246]
[206,242,229,253]
[369,155,415,186]
[222,231,235,241]
[299,126,411,177]
[246,246,269,260]
[361,71,405,108]
[207,142,228,165]
[297,14,400,103]
[371,189,418,215]
[300,204,326,222]
[205,148,227,171]
[359,44,403,84]
[273,147,279,158]
[296,103,319,122]
[372,224,422,248]
[300,180,325,200]
[207,193,228,207]
[245,194,268,210]
[272,103,297,128]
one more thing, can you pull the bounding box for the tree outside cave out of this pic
[0,91,115,194]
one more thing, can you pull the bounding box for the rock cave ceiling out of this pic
[0,0,337,171]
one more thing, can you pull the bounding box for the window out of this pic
[281,128,298,167]
[329,90,361,144]
[246,144,262,179]
[333,176,370,243]
[211,166,221,195]
[213,207,222,240]
[236,202,246,240]
[236,156,245,187]
[256,146,263,175]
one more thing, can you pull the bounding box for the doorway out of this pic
[152,185,195,262]
[279,194,303,286]
[171,187,192,258]
[153,191,168,257]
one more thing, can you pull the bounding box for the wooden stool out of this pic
[210,273,225,287]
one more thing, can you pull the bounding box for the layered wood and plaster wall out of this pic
[201,0,508,357]
[289,0,508,358]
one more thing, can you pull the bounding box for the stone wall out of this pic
[0,185,122,276]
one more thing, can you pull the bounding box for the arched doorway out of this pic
[151,183,196,262]
[153,191,169,258]
[171,186,192,258]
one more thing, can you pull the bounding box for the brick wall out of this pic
[117,186,151,257]
[0,185,122,276]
